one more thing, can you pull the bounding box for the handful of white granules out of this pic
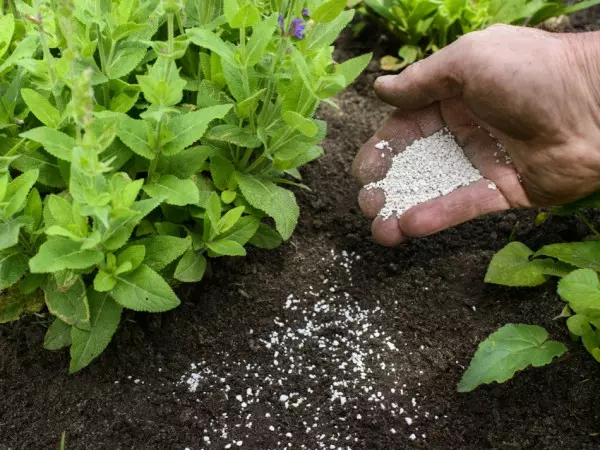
[365,129,490,219]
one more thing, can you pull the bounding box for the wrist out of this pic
[567,31,600,113]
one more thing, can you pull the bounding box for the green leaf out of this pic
[44,318,72,351]
[246,16,276,66]
[20,127,76,161]
[336,53,372,86]
[205,192,222,229]
[162,105,233,156]
[206,124,262,148]
[143,174,199,206]
[485,242,551,287]
[458,324,567,392]
[0,13,15,59]
[0,218,27,251]
[206,239,246,256]
[566,314,593,337]
[174,250,207,282]
[535,241,600,271]
[313,0,347,22]
[210,155,235,191]
[188,28,233,61]
[12,148,64,188]
[29,238,103,273]
[4,169,39,217]
[218,206,245,234]
[117,245,145,272]
[558,269,600,314]
[102,198,163,251]
[24,187,42,230]
[220,216,260,245]
[94,269,117,292]
[116,117,154,159]
[236,173,299,240]
[249,223,282,249]
[106,43,147,79]
[308,10,355,52]
[111,264,180,312]
[138,235,190,271]
[44,276,90,328]
[69,290,122,373]
[282,111,318,137]
[0,249,29,289]
[21,88,61,127]
[156,145,212,179]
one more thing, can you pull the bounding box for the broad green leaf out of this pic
[485,242,551,287]
[313,0,347,22]
[0,13,15,59]
[249,223,282,249]
[107,44,147,79]
[69,290,122,373]
[205,192,222,229]
[236,173,299,240]
[174,250,207,282]
[535,241,600,271]
[24,188,42,230]
[112,264,180,312]
[116,117,154,159]
[21,88,60,127]
[103,198,163,251]
[220,216,260,245]
[29,238,103,273]
[143,174,199,206]
[246,16,276,66]
[221,190,237,204]
[207,239,246,256]
[43,318,72,350]
[188,28,233,62]
[156,145,212,178]
[210,155,235,191]
[12,148,64,188]
[218,206,245,233]
[0,249,29,289]
[282,111,318,137]
[117,245,145,272]
[227,1,260,28]
[0,218,26,251]
[458,324,567,392]
[162,105,233,156]
[20,128,75,161]
[308,10,354,52]
[205,124,262,148]
[566,314,593,337]
[336,54,373,86]
[558,269,600,314]
[44,276,90,328]
[4,169,39,217]
[94,269,117,292]
[138,235,190,271]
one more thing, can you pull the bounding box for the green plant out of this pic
[459,195,600,392]
[0,0,371,372]
[354,0,600,69]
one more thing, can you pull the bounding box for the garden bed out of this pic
[2,16,600,450]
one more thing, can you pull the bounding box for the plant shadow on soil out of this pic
[2,14,600,450]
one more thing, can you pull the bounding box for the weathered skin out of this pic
[352,25,600,247]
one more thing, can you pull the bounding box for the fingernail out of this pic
[374,75,396,89]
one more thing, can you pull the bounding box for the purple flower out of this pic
[278,14,285,36]
[289,18,305,39]
[302,8,310,19]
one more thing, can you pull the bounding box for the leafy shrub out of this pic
[353,0,600,69]
[459,196,600,392]
[0,0,371,372]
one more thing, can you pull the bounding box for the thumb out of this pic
[375,38,469,110]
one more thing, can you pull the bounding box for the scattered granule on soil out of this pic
[366,129,483,219]
[176,250,441,448]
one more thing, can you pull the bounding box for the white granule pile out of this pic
[366,129,483,219]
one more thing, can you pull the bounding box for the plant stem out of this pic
[578,213,600,238]
[95,0,110,107]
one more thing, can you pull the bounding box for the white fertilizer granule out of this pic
[366,129,483,219]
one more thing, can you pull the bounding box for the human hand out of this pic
[352,25,600,247]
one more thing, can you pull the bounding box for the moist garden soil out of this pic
[2,15,600,450]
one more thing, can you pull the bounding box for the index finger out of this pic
[374,36,471,110]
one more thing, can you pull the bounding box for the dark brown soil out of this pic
[3,13,600,450]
